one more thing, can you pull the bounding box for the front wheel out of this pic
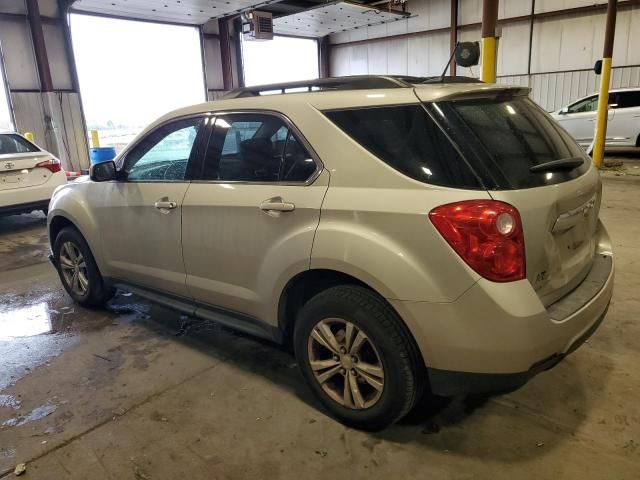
[53,227,115,308]
[294,285,425,430]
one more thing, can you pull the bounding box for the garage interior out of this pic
[0,0,639,478]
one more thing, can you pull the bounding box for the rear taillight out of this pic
[429,200,526,282]
[36,158,62,173]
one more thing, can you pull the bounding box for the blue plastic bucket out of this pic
[89,147,117,165]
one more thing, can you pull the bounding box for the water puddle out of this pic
[0,394,21,410]
[0,302,54,339]
[2,402,57,427]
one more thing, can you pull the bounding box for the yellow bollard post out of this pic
[24,132,34,142]
[90,129,100,148]
[481,37,497,83]
[480,0,499,83]
[592,0,617,169]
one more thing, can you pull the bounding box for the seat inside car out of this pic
[239,137,280,181]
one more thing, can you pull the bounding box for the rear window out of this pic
[443,97,589,189]
[0,134,40,154]
[324,105,482,189]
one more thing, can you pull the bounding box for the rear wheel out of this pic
[294,285,425,430]
[53,227,115,308]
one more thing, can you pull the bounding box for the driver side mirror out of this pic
[90,160,117,182]
[559,107,569,115]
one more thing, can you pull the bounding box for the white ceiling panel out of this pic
[71,0,277,25]
[273,1,409,38]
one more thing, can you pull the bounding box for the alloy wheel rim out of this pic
[59,241,89,297]
[307,318,384,410]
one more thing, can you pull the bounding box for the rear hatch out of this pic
[416,89,600,306]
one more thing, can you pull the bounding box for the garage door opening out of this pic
[70,14,205,151]
[242,36,318,86]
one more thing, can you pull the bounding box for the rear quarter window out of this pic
[324,105,482,189]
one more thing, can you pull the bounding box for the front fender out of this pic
[47,181,107,273]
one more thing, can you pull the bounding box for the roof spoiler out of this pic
[429,85,531,102]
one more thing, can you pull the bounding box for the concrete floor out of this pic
[0,157,639,479]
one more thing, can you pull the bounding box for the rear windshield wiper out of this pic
[530,157,585,173]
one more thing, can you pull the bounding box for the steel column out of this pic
[26,0,53,92]
[319,36,331,78]
[480,0,499,83]
[450,0,458,76]
[593,0,618,168]
[219,18,234,90]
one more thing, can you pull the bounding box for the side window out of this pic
[568,96,598,113]
[200,113,317,183]
[613,91,640,109]
[324,105,481,189]
[124,117,201,182]
[281,134,317,182]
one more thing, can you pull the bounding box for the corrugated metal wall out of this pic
[499,66,640,111]
[0,0,90,169]
[329,0,640,111]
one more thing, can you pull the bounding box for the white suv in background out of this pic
[0,132,66,217]
[552,88,640,148]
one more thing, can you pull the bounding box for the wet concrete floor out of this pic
[0,159,639,479]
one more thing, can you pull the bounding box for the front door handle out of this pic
[154,201,177,210]
[260,200,295,213]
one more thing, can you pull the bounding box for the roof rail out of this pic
[223,75,412,99]
[222,75,484,99]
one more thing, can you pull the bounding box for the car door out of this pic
[93,115,205,297]
[607,91,640,146]
[181,112,329,325]
[555,95,600,146]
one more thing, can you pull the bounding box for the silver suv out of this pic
[48,76,614,430]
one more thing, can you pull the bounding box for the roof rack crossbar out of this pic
[223,75,413,99]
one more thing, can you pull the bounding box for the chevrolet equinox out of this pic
[48,76,614,430]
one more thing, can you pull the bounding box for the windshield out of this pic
[436,97,589,189]
[0,134,40,155]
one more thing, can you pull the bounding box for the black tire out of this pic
[53,226,115,308]
[294,285,425,431]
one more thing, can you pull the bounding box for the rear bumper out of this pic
[390,225,614,396]
[0,172,65,215]
[426,302,609,396]
[0,199,49,216]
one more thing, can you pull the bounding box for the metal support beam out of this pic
[450,0,458,76]
[480,0,498,83]
[592,0,618,169]
[527,0,535,75]
[26,0,54,92]
[218,18,234,90]
[232,18,245,88]
[318,36,331,78]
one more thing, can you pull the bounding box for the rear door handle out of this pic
[260,200,295,213]
[154,201,177,210]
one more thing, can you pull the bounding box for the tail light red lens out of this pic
[429,200,526,282]
[36,158,62,174]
